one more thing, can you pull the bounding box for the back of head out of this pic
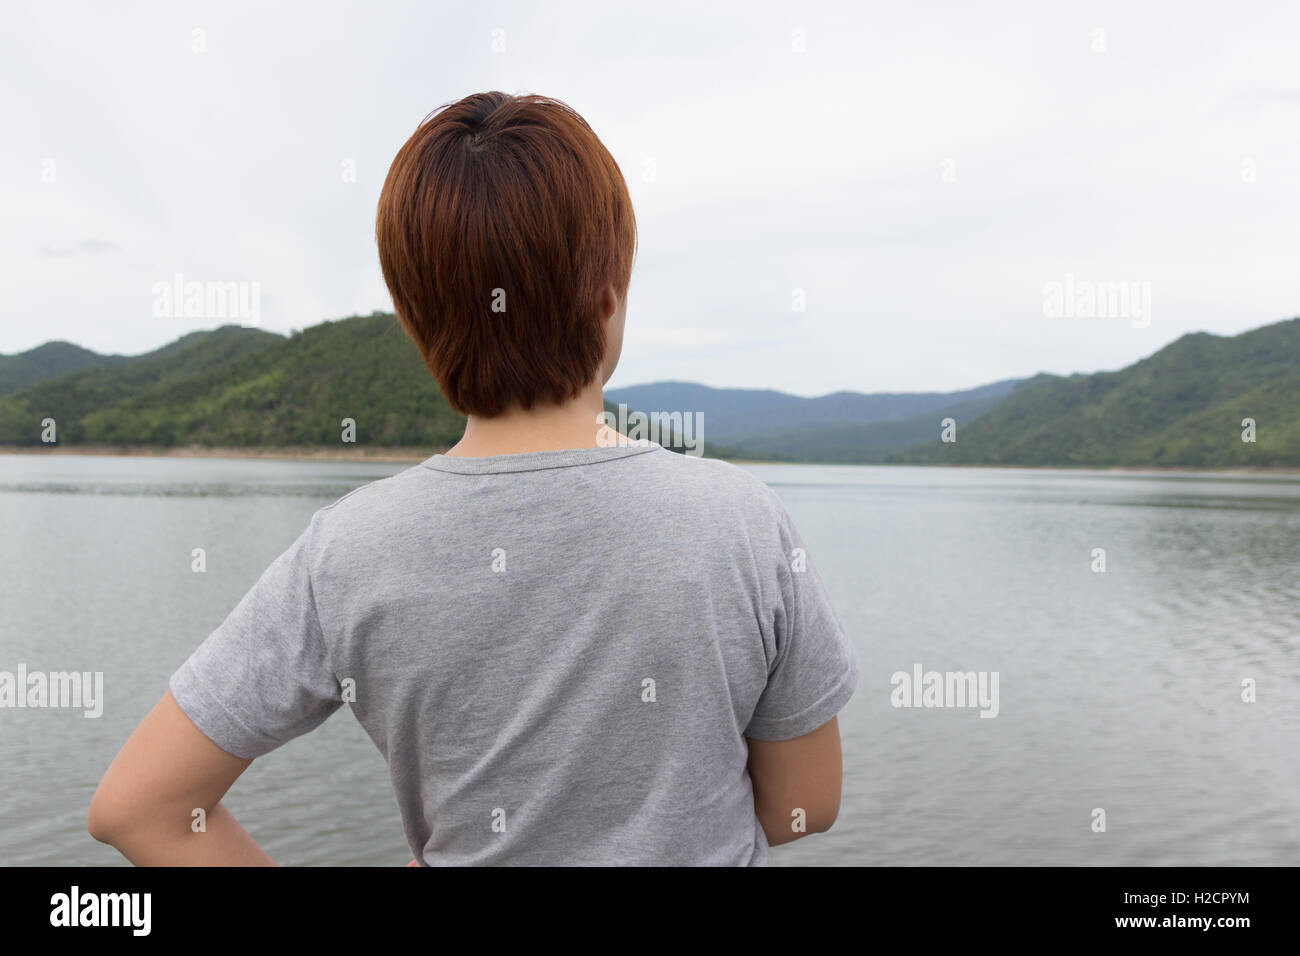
[376,92,637,416]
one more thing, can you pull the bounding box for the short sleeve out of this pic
[745,504,859,741]
[169,519,343,759]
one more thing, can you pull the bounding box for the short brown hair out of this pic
[376,92,637,416]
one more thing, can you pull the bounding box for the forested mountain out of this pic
[2,313,1296,467]
[0,341,128,395]
[0,314,464,447]
[897,318,1300,467]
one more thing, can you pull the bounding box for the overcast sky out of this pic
[2,0,1297,395]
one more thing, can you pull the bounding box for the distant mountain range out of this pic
[606,379,1022,463]
[0,312,1296,466]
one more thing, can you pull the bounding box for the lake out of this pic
[1,454,1297,866]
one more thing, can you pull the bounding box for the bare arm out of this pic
[87,690,275,865]
[746,716,843,846]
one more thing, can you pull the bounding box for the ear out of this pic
[598,284,619,322]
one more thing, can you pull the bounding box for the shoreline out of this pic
[0,444,439,463]
[2,444,1299,475]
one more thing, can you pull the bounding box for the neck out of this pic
[446,379,610,457]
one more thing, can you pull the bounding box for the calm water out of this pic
[1,454,1297,866]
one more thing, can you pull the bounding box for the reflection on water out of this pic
[1,455,1297,866]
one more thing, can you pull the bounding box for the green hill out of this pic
[895,318,1300,467]
[0,313,466,447]
[0,341,128,395]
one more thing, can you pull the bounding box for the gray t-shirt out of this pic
[169,444,859,865]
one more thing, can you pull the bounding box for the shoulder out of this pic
[305,463,432,545]
[638,447,788,524]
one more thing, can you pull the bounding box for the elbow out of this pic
[763,795,840,842]
[806,800,840,835]
[811,812,838,835]
[86,809,113,846]
[86,787,129,846]
[804,782,843,834]
[86,799,115,845]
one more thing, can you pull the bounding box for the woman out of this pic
[87,92,858,865]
